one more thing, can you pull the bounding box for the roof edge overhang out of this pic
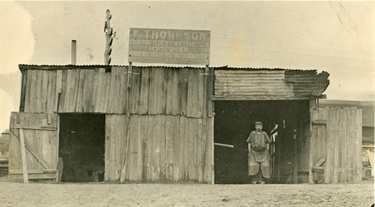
[18,64,320,72]
[212,94,327,101]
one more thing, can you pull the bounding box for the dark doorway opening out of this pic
[59,113,105,182]
[214,100,309,184]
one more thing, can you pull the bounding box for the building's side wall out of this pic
[309,107,362,183]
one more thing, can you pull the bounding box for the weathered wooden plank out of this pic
[197,69,205,118]
[80,70,94,112]
[165,116,173,181]
[187,118,194,180]
[46,71,57,113]
[19,71,27,112]
[129,116,136,181]
[68,70,80,112]
[129,67,141,114]
[36,70,43,112]
[207,68,214,117]
[93,68,109,113]
[197,118,203,183]
[19,129,28,183]
[24,71,32,112]
[8,129,21,173]
[59,70,72,112]
[355,108,362,182]
[332,109,343,183]
[107,67,127,114]
[341,108,348,182]
[206,117,214,183]
[121,114,131,182]
[74,70,85,112]
[186,70,195,118]
[171,69,180,115]
[178,69,189,116]
[159,115,166,181]
[153,115,160,181]
[146,116,153,181]
[29,70,38,112]
[179,116,187,180]
[148,68,156,115]
[9,172,56,180]
[136,116,144,181]
[171,116,180,182]
[40,71,49,112]
[140,115,148,181]
[10,112,57,130]
[139,68,150,114]
[324,108,336,183]
[105,115,128,182]
[165,69,174,115]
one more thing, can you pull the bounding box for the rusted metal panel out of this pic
[285,70,330,97]
[215,69,330,99]
[215,70,295,98]
[128,28,210,65]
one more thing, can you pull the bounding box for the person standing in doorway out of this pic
[246,121,271,184]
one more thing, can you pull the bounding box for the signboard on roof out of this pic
[128,28,210,65]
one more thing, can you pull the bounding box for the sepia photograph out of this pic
[0,1,374,206]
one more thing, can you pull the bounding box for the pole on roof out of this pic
[71,40,77,65]
[104,9,113,65]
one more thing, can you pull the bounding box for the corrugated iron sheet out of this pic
[215,70,295,98]
[215,69,330,99]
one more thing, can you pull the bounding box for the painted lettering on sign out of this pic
[128,28,210,65]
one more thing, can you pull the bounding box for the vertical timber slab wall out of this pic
[21,66,213,183]
[309,107,362,183]
[105,115,213,183]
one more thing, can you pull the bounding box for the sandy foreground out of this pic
[0,178,374,207]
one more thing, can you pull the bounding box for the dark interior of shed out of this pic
[214,100,310,184]
[59,113,105,182]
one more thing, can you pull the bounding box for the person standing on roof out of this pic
[246,121,271,184]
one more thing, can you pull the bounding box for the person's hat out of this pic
[255,121,263,125]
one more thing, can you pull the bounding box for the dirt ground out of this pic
[0,177,373,207]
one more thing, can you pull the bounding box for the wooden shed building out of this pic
[8,65,362,184]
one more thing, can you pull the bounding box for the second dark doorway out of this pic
[59,113,105,182]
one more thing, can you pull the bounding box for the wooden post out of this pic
[121,62,132,182]
[19,129,28,183]
[211,116,215,184]
[127,62,133,89]
[308,99,316,184]
[199,66,209,183]
[19,71,27,112]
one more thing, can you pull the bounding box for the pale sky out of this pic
[0,1,374,133]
